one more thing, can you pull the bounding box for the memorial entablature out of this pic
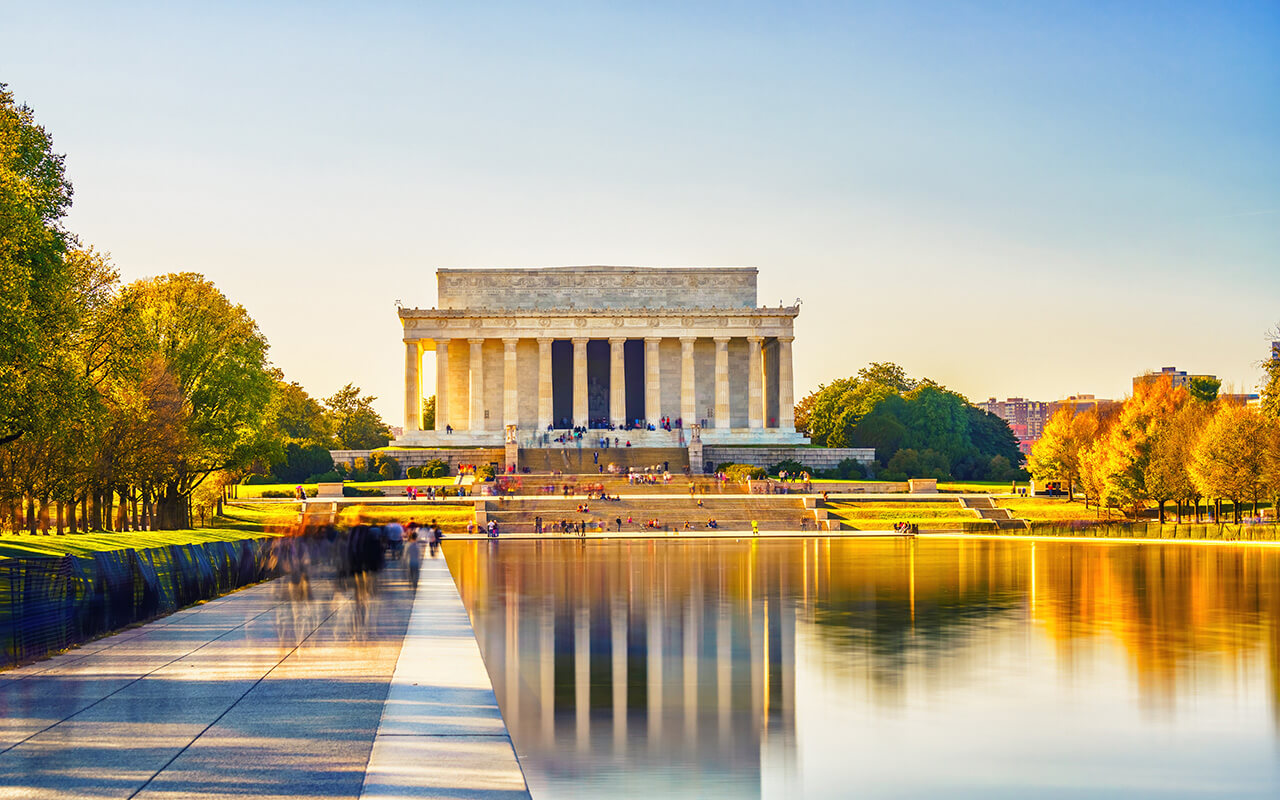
[395,267,807,449]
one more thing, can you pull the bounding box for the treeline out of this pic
[1030,364,1280,523]
[795,362,1025,481]
[0,85,392,532]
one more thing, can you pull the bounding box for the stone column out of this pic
[747,336,764,429]
[572,337,588,428]
[644,337,661,424]
[434,338,450,432]
[778,335,795,432]
[714,337,730,429]
[680,336,697,427]
[537,338,553,430]
[404,340,420,433]
[503,338,519,429]
[609,337,626,428]
[469,338,485,432]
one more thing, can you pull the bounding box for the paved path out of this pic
[0,551,439,799]
[360,556,530,799]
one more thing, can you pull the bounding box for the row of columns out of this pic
[405,335,795,434]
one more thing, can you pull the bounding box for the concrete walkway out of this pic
[0,547,525,799]
[360,556,530,799]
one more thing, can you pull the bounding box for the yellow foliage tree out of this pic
[1190,404,1268,523]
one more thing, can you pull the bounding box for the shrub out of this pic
[241,473,272,485]
[834,458,866,480]
[475,463,496,481]
[304,470,342,483]
[260,490,293,498]
[343,486,384,497]
[724,463,766,482]
[406,466,424,479]
[424,458,450,478]
[768,459,806,477]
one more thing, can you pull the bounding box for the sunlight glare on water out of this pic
[447,538,1280,799]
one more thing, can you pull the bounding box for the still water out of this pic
[446,538,1280,798]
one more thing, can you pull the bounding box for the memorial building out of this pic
[395,266,807,456]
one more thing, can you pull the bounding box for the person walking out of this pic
[751,519,759,536]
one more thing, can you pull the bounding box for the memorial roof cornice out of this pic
[398,305,799,318]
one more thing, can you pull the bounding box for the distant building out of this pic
[1221,393,1260,407]
[1133,366,1217,393]
[1047,394,1119,417]
[1272,342,1279,361]
[980,397,1051,456]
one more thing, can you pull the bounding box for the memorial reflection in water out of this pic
[447,539,1280,799]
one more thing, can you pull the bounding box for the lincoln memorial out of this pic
[395,266,807,449]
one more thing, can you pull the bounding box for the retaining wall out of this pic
[332,449,505,470]
[703,446,875,470]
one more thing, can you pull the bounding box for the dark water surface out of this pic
[446,538,1280,798]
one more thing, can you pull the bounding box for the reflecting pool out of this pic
[446,538,1280,798]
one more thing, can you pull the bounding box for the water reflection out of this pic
[448,538,1280,798]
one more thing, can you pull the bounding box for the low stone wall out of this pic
[330,448,505,471]
[703,446,875,471]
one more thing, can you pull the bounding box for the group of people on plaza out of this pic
[274,517,447,601]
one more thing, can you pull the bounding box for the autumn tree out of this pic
[1190,404,1267,524]
[1096,377,1187,516]
[1144,399,1207,522]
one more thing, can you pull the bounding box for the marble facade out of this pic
[395,267,807,447]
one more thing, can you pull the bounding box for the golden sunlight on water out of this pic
[447,538,1280,799]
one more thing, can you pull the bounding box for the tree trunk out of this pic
[26,496,36,535]
[155,481,185,530]
[1157,500,1165,524]
[67,496,77,534]
[56,501,63,535]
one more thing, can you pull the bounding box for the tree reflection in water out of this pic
[448,538,1280,799]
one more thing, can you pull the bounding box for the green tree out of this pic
[1188,376,1221,403]
[272,380,332,445]
[1262,325,1280,419]
[119,273,277,528]
[325,384,392,450]
[0,84,75,447]
[422,395,436,431]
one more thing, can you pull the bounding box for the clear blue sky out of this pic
[6,1,1278,422]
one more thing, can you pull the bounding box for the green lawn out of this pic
[0,502,286,559]
[0,526,281,559]
[825,499,978,527]
[995,497,1102,522]
[335,503,473,532]
[937,480,1017,494]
